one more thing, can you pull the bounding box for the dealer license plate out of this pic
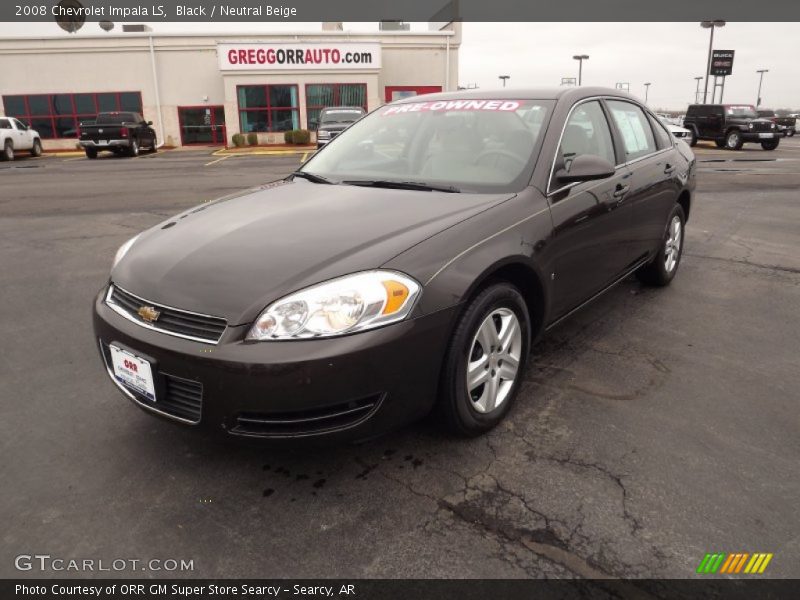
[758,133,773,139]
[109,345,156,401]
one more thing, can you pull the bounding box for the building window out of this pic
[237,84,299,133]
[1,92,143,139]
[384,86,442,103]
[305,84,367,130]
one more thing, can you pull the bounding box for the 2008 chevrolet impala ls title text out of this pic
[93,87,695,441]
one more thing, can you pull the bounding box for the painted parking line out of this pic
[204,155,233,167]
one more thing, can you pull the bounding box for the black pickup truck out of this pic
[757,110,796,137]
[79,112,157,158]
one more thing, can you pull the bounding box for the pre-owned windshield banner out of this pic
[4,0,800,22]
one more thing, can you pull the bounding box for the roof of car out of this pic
[322,106,365,112]
[391,86,637,104]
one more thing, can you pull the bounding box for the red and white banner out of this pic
[382,100,522,115]
[218,42,381,71]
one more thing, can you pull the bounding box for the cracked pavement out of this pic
[1,143,799,579]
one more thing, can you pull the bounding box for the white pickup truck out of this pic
[1,116,43,161]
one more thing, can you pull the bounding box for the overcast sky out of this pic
[2,21,797,110]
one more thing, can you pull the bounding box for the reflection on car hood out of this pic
[112,180,513,325]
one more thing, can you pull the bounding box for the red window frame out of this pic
[177,105,227,146]
[236,84,300,133]
[1,91,143,139]
[304,83,368,130]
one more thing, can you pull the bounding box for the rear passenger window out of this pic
[0,118,10,129]
[558,100,616,173]
[606,100,657,161]
[648,114,673,149]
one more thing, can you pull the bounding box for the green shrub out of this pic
[232,133,246,147]
[283,130,294,144]
[292,129,311,145]
[246,132,258,146]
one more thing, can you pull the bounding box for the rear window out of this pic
[320,109,364,124]
[0,118,10,129]
[96,113,138,125]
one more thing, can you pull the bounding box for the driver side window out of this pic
[558,101,616,173]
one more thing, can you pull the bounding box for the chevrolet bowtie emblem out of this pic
[137,305,161,322]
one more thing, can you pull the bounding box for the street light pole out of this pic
[694,76,703,103]
[644,82,651,104]
[498,75,510,88]
[701,20,725,104]
[756,69,769,107]
[572,54,589,86]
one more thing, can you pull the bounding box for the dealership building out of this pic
[0,23,460,148]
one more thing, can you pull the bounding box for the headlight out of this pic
[112,234,140,268]
[317,130,331,139]
[771,123,775,129]
[246,271,421,341]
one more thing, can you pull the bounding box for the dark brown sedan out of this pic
[93,87,696,440]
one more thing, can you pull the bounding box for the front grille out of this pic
[100,342,203,423]
[232,394,383,438]
[752,122,772,132]
[107,284,227,344]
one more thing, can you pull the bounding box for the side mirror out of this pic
[555,154,615,184]
[146,121,153,126]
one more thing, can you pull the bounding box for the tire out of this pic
[439,282,530,437]
[715,140,726,149]
[761,139,780,151]
[150,138,158,153]
[636,204,686,287]
[31,139,42,157]
[85,148,97,159]
[688,129,698,147]
[724,129,743,150]
[787,130,795,137]
[128,139,139,157]
[2,141,14,161]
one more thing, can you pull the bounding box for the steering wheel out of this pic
[475,149,527,170]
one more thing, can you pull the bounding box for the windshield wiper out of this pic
[342,179,461,193]
[290,171,335,185]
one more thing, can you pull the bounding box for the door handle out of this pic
[664,164,676,175]
[612,184,630,200]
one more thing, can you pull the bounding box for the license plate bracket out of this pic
[109,344,156,401]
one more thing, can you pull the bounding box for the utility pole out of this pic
[644,82,651,104]
[694,76,703,104]
[572,54,589,86]
[756,69,769,107]
[701,21,725,104]
[498,75,510,88]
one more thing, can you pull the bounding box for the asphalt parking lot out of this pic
[1,139,799,579]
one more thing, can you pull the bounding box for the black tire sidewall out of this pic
[654,204,686,284]
[3,142,13,161]
[32,139,42,156]
[689,129,698,147]
[726,130,743,150]
[441,283,530,436]
[130,140,139,156]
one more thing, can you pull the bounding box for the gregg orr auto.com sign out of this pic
[218,42,381,70]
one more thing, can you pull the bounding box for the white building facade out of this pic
[0,24,460,149]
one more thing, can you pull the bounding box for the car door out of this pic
[11,118,32,150]
[606,101,683,261]
[545,99,635,320]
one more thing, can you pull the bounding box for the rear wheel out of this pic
[688,129,698,147]
[787,129,795,137]
[31,139,43,157]
[636,204,685,287]
[439,283,530,437]
[2,141,14,161]
[761,139,779,151]
[725,129,743,150]
[85,148,97,159]
[715,139,726,148]
[128,139,139,157]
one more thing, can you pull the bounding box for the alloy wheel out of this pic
[664,215,682,273]
[466,308,522,414]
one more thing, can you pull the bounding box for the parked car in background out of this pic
[94,87,695,441]
[657,116,691,141]
[78,112,157,158]
[757,110,796,137]
[314,106,366,148]
[683,104,780,150]
[0,116,42,161]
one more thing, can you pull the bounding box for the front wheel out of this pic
[150,138,158,153]
[761,139,780,151]
[636,204,686,287]
[439,283,530,437]
[31,139,43,157]
[725,129,744,150]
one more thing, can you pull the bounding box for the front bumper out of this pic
[80,139,131,149]
[740,131,780,141]
[93,287,456,442]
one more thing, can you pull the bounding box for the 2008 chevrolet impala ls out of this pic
[93,87,695,440]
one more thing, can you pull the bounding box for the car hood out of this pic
[112,180,512,325]
[318,123,353,133]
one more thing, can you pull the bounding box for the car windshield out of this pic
[726,105,758,118]
[300,98,554,193]
[320,109,363,125]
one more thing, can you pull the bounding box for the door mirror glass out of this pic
[147,121,153,126]
[556,154,615,183]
